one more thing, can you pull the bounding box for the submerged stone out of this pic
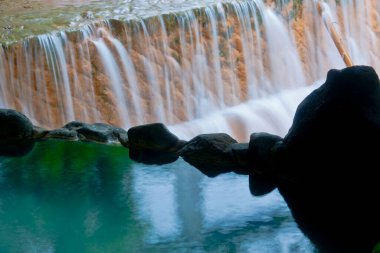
[0,109,35,156]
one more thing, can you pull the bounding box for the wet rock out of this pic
[127,123,184,165]
[230,143,250,174]
[0,109,35,156]
[179,133,238,177]
[248,132,282,196]
[63,121,87,130]
[64,121,128,144]
[275,66,380,252]
[32,126,49,139]
[77,123,116,143]
[128,123,185,152]
[117,130,129,147]
[44,128,78,141]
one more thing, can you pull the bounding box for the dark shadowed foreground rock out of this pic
[127,123,186,165]
[179,133,238,177]
[274,66,380,253]
[178,66,380,252]
[0,109,35,156]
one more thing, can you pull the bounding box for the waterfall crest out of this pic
[0,0,379,131]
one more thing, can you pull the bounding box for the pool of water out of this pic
[0,140,315,252]
[0,0,223,43]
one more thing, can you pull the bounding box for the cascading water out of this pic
[0,0,308,130]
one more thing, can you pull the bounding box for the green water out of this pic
[0,140,314,252]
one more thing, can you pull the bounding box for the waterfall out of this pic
[1,2,379,251]
[0,0,379,133]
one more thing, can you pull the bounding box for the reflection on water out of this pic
[0,140,315,252]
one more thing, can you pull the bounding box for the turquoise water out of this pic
[0,140,315,252]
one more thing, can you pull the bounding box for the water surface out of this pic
[0,140,315,252]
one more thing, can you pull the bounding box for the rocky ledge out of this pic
[1,65,380,252]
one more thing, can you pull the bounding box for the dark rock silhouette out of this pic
[179,133,238,177]
[273,66,380,253]
[230,142,250,175]
[127,123,185,151]
[127,123,186,165]
[185,65,380,252]
[0,109,35,156]
[248,132,281,197]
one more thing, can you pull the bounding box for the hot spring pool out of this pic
[0,140,315,252]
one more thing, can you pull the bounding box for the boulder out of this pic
[179,133,238,177]
[77,123,117,143]
[32,126,49,139]
[274,66,380,252]
[64,121,128,144]
[128,123,185,152]
[63,121,87,130]
[248,132,282,196]
[0,109,35,156]
[117,130,129,147]
[126,123,185,165]
[230,143,250,174]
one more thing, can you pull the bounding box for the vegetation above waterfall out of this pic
[0,0,328,45]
